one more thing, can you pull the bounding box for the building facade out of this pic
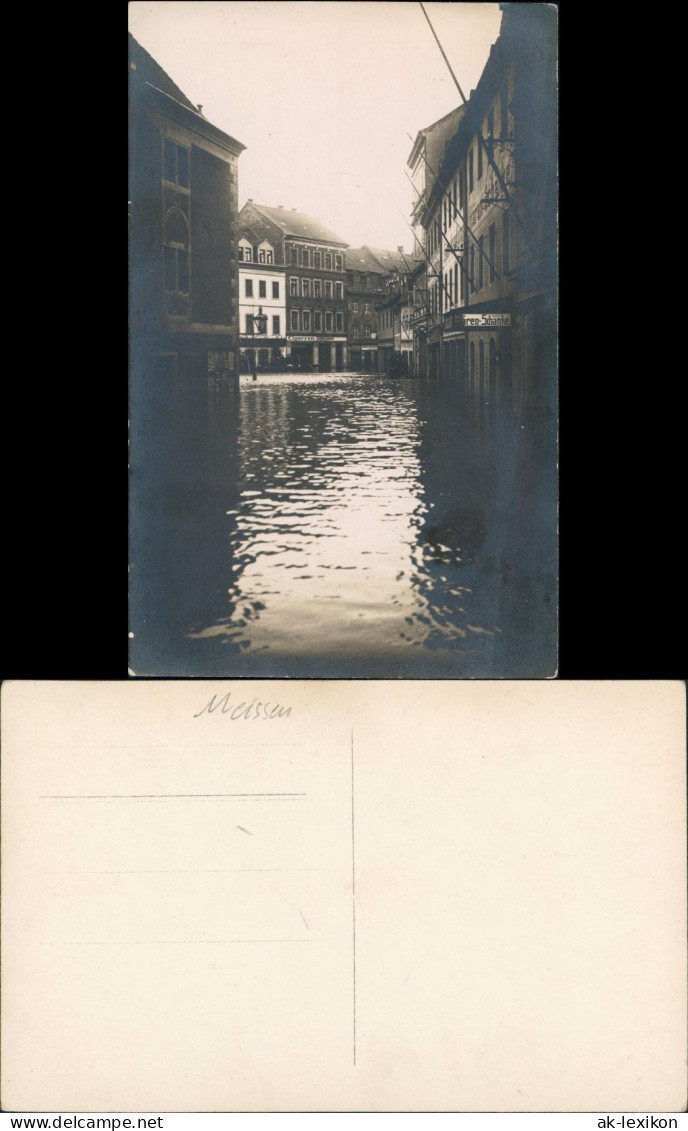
[238,202,348,371]
[407,2,556,411]
[237,230,286,371]
[129,33,245,396]
[346,247,409,372]
[407,105,466,377]
[377,269,414,376]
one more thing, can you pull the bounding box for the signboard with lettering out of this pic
[287,335,317,342]
[450,312,511,329]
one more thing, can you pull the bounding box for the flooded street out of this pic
[130,373,556,677]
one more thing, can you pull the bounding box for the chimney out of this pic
[197,104,203,114]
[278,205,284,209]
[397,246,404,253]
[247,198,253,203]
[291,208,297,211]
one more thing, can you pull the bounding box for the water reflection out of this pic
[130,373,556,676]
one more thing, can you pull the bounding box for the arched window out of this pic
[470,341,476,382]
[163,207,189,295]
[489,337,497,388]
[479,339,485,391]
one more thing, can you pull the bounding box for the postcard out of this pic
[128,2,558,677]
[2,681,684,1111]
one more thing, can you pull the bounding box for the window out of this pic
[477,133,483,179]
[468,149,474,192]
[245,278,253,297]
[489,337,497,384]
[290,309,299,331]
[258,249,266,263]
[363,326,371,338]
[245,314,254,334]
[478,235,484,289]
[272,315,280,335]
[364,302,370,314]
[164,244,189,294]
[314,310,322,331]
[313,251,321,268]
[460,259,465,300]
[163,139,189,188]
[336,311,343,332]
[302,249,310,267]
[325,252,332,270]
[489,223,495,283]
[352,300,359,312]
[325,311,333,331]
[290,277,298,296]
[272,281,279,299]
[324,281,332,299]
[314,279,321,297]
[302,310,311,331]
[163,208,189,295]
[471,246,476,293]
[453,177,457,219]
[302,278,310,297]
[502,210,510,273]
[454,263,458,305]
[335,253,342,270]
[352,273,359,285]
[335,282,343,299]
[352,322,359,337]
[487,108,494,138]
[290,247,298,265]
[459,166,465,211]
[259,280,267,298]
[266,250,273,264]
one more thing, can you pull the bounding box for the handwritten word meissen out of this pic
[194,692,293,720]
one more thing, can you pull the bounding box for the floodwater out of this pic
[130,373,556,676]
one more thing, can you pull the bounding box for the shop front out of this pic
[286,336,348,371]
[446,308,512,402]
[239,336,287,373]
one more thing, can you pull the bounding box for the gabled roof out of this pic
[346,246,388,274]
[407,104,466,172]
[248,203,348,246]
[367,247,408,274]
[237,226,265,245]
[346,246,409,276]
[129,32,245,153]
[128,33,197,112]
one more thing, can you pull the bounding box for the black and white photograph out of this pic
[128,1,558,678]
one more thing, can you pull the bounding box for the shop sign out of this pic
[451,311,511,329]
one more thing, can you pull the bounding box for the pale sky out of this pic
[129,1,502,251]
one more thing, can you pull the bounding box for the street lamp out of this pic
[249,305,268,381]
